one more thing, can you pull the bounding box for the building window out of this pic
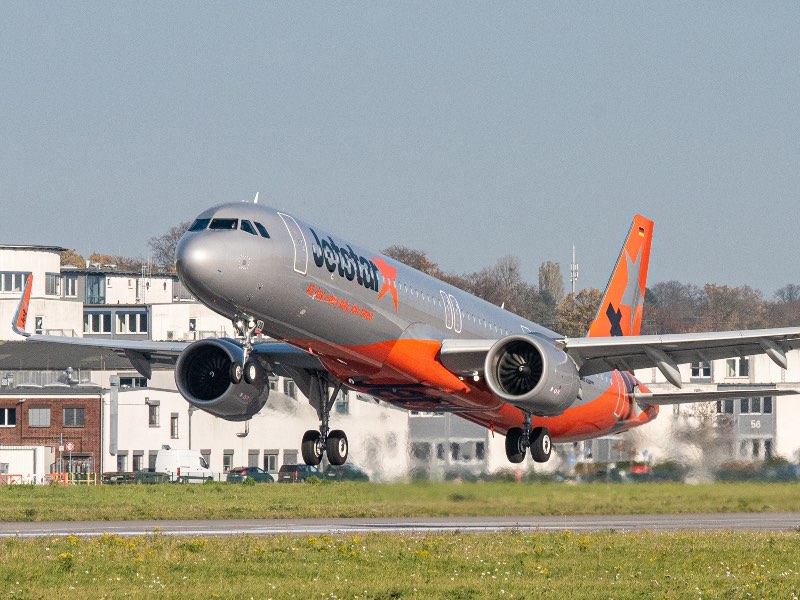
[716,400,734,414]
[45,273,61,296]
[132,453,143,472]
[476,441,486,460]
[436,443,445,461]
[726,357,749,378]
[283,379,296,399]
[335,390,349,414]
[223,451,233,472]
[117,312,148,334]
[450,442,461,461]
[170,414,179,438]
[765,439,773,460]
[148,451,158,471]
[750,397,761,414]
[752,439,761,459]
[248,450,259,468]
[117,454,127,472]
[763,396,773,414]
[690,362,711,378]
[63,407,84,427]
[0,408,17,427]
[410,442,432,462]
[264,452,278,473]
[740,398,749,414]
[64,275,78,297]
[86,274,106,304]
[1,272,28,293]
[28,407,51,427]
[120,376,148,389]
[84,312,112,334]
[148,404,160,427]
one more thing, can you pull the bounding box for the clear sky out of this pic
[2,3,798,296]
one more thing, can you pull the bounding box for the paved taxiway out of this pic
[2,513,799,538]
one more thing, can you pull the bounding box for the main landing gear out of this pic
[231,315,265,386]
[505,412,551,463]
[301,374,349,467]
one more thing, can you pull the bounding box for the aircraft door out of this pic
[440,291,453,330]
[448,294,462,334]
[278,213,308,275]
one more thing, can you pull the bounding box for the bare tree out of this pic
[774,283,800,303]
[383,245,442,277]
[148,221,192,271]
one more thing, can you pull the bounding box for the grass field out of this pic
[1,481,800,522]
[1,530,799,599]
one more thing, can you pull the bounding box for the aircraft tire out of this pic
[505,427,526,463]
[243,359,261,385]
[230,362,243,384]
[301,430,323,466]
[326,430,348,466]
[530,427,552,463]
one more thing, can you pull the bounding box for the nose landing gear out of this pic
[231,315,265,386]
[504,412,551,464]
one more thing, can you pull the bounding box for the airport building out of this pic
[2,243,800,480]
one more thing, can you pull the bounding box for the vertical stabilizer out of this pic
[587,215,654,338]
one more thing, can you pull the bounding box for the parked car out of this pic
[277,464,322,482]
[226,466,275,483]
[323,463,369,482]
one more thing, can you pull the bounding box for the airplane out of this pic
[12,203,800,466]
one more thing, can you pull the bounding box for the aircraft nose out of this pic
[175,232,222,300]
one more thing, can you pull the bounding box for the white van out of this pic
[154,449,213,482]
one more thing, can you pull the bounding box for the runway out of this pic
[2,513,799,538]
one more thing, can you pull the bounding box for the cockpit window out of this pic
[254,222,271,238]
[240,220,258,235]
[188,218,210,232]
[209,218,238,230]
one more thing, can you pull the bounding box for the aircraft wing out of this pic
[439,327,800,388]
[10,274,322,377]
[634,387,799,406]
[563,327,800,384]
[16,333,323,378]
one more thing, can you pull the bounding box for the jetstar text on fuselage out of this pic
[310,228,381,287]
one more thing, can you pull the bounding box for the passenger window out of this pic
[240,220,258,235]
[188,218,210,232]
[209,218,238,230]
[254,222,271,238]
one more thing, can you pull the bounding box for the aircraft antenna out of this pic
[570,244,579,295]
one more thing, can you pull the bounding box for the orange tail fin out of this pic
[587,215,654,338]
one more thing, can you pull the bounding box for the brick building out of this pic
[0,387,104,474]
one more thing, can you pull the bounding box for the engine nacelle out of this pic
[175,338,268,422]
[484,334,580,416]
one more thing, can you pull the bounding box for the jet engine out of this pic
[484,334,580,416]
[175,339,268,421]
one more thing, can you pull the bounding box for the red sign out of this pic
[65,441,75,452]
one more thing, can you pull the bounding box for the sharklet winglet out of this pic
[11,275,33,337]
